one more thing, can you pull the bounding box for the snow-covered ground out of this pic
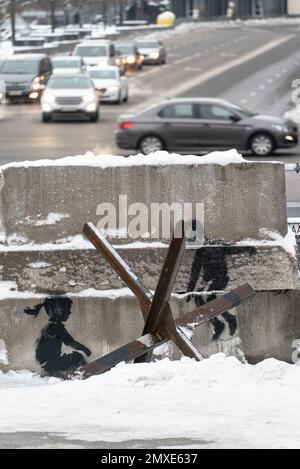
[1,354,300,449]
[284,104,300,124]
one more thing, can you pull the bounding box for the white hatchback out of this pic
[41,74,100,122]
[89,65,128,104]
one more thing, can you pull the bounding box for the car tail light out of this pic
[118,122,134,130]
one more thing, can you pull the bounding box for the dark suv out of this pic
[115,98,298,156]
[0,54,52,102]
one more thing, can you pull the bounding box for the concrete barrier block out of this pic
[0,152,287,244]
[1,291,300,372]
[0,244,298,293]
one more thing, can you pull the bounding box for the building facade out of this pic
[171,0,288,19]
[288,0,300,15]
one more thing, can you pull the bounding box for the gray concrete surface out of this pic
[1,290,300,372]
[0,245,298,293]
[0,161,287,243]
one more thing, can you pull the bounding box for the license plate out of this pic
[61,106,77,112]
[8,90,23,96]
[289,223,300,234]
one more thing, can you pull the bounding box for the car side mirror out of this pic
[230,114,241,122]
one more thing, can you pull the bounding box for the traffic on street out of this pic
[1,20,300,164]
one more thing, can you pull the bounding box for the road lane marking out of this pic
[156,35,294,100]
[220,52,236,57]
[184,67,203,72]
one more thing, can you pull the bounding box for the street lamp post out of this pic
[50,0,56,33]
[136,0,144,21]
[10,0,16,45]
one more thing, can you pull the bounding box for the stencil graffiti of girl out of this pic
[24,297,91,377]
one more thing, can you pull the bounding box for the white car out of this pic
[89,65,128,104]
[73,41,117,68]
[41,74,100,122]
[51,56,85,75]
[0,78,5,103]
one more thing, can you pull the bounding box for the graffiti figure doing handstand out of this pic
[24,297,91,377]
[187,247,238,341]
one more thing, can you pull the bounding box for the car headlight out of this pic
[150,52,160,59]
[42,93,55,104]
[271,124,288,132]
[31,76,45,91]
[126,55,136,64]
[86,103,97,112]
[83,92,96,103]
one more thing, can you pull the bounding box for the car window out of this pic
[89,69,117,79]
[109,45,116,57]
[136,42,159,49]
[199,104,233,120]
[47,76,93,89]
[42,59,52,73]
[116,45,134,54]
[52,59,80,69]
[1,59,39,74]
[159,104,195,119]
[75,46,107,57]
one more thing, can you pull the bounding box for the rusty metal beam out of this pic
[177,284,254,329]
[73,333,165,380]
[142,222,186,335]
[83,222,152,319]
[84,222,201,363]
[72,284,255,380]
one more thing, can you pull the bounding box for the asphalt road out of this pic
[1,23,300,166]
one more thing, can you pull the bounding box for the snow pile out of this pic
[0,340,9,366]
[17,213,70,227]
[0,149,258,172]
[284,105,300,125]
[237,228,297,258]
[1,354,300,448]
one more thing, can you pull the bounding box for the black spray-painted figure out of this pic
[187,246,255,341]
[24,297,91,376]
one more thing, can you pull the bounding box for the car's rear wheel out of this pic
[42,113,51,123]
[249,133,275,156]
[139,135,164,155]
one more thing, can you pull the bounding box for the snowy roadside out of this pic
[284,103,300,125]
[1,354,300,449]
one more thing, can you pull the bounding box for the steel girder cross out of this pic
[70,222,255,380]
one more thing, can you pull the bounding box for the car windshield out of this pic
[227,102,257,117]
[52,59,80,69]
[117,46,134,54]
[0,59,39,74]
[47,76,92,89]
[90,69,117,79]
[136,42,159,49]
[75,46,107,57]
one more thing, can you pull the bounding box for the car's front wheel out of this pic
[249,133,275,156]
[139,135,164,155]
